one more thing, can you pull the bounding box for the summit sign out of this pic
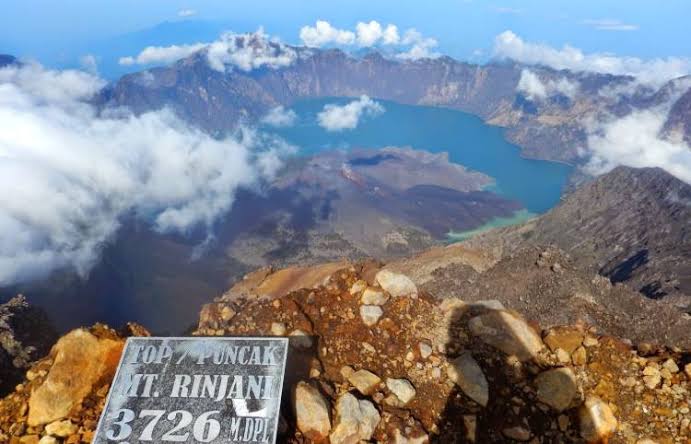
[93,337,288,444]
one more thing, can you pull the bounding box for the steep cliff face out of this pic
[97,49,649,164]
[466,167,691,309]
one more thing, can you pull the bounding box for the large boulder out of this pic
[468,310,544,361]
[27,329,123,426]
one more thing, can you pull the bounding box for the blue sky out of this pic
[1,0,689,76]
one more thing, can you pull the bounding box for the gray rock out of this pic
[385,378,416,405]
[375,270,418,298]
[468,310,544,361]
[535,367,578,411]
[330,393,380,444]
[447,353,489,407]
[360,305,383,327]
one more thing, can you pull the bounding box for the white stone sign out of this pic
[93,337,288,444]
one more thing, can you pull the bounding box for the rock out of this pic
[503,426,531,441]
[386,378,416,405]
[468,310,544,362]
[271,322,287,336]
[685,362,691,379]
[219,305,236,321]
[27,329,123,426]
[361,288,389,305]
[330,393,380,444]
[463,415,477,442]
[360,305,383,327]
[375,270,418,298]
[38,437,57,444]
[418,342,433,359]
[45,420,77,437]
[19,436,38,444]
[642,365,661,389]
[636,440,659,444]
[349,280,367,295]
[543,326,584,354]
[662,358,679,373]
[447,353,489,407]
[340,365,355,380]
[294,381,331,441]
[535,367,578,411]
[579,396,618,443]
[289,329,313,349]
[473,300,505,311]
[348,370,381,395]
[572,346,587,365]
[555,348,571,364]
[393,429,429,444]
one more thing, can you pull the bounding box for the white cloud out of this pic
[584,108,691,184]
[317,95,384,131]
[299,20,435,60]
[79,54,98,74]
[517,69,579,100]
[581,19,638,32]
[299,20,356,47]
[396,29,440,61]
[206,30,297,72]
[0,63,293,285]
[356,21,400,46]
[177,8,197,17]
[119,43,207,66]
[118,29,296,72]
[261,106,297,127]
[494,30,691,85]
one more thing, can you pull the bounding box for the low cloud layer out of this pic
[517,69,579,100]
[317,95,384,131]
[119,43,207,66]
[299,20,439,60]
[0,63,293,285]
[585,108,691,184]
[119,30,297,72]
[261,106,297,127]
[494,31,691,85]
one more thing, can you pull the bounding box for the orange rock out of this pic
[27,329,123,426]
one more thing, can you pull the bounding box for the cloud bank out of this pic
[299,20,439,60]
[585,108,691,184]
[494,31,691,85]
[119,30,297,72]
[317,95,384,131]
[517,69,579,100]
[0,63,293,285]
[261,106,297,127]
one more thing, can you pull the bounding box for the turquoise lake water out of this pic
[266,97,573,219]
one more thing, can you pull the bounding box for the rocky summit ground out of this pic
[1,257,690,443]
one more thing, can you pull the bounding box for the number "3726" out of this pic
[106,409,221,442]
